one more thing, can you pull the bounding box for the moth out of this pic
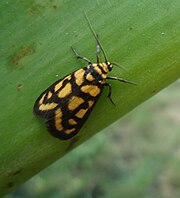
[33,14,135,140]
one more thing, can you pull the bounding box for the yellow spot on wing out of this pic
[39,93,46,105]
[58,83,72,98]
[81,85,101,97]
[68,119,77,125]
[75,108,88,118]
[54,81,63,92]
[39,102,58,111]
[54,75,71,92]
[86,73,95,81]
[88,100,94,108]
[64,75,71,81]
[55,108,63,131]
[65,128,75,134]
[74,69,85,86]
[47,91,52,99]
[68,96,84,110]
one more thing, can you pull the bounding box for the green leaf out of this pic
[0,0,179,195]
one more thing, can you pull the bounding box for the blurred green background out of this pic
[5,80,180,198]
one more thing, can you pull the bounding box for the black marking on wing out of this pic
[33,67,104,140]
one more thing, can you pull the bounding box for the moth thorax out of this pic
[99,62,113,73]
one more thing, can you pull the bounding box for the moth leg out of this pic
[107,76,136,85]
[71,47,92,64]
[104,83,115,106]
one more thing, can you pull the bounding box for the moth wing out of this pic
[34,68,104,140]
[46,83,104,140]
[33,74,72,119]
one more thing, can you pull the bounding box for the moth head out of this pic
[106,62,113,72]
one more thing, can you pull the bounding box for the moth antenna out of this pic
[84,12,108,63]
[111,62,128,72]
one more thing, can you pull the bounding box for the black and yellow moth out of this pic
[33,14,135,140]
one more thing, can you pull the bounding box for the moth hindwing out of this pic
[33,13,135,140]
